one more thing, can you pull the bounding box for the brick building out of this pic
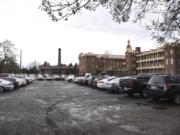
[79,53,127,76]
[79,40,180,76]
[127,42,180,75]
[162,43,180,74]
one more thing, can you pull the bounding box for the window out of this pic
[171,58,174,65]
[165,51,168,56]
[170,49,173,55]
[166,59,168,65]
[171,70,173,75]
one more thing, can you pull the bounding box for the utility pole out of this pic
[20,50,22,73]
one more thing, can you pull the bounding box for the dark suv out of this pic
[121,74,157,97]
[147,75,180,104]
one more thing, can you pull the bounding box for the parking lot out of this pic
[0,81,180,135]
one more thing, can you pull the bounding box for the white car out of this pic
[13,77,27,86]
[0,78,14,92]
[46,75,54,81]
[103,77,121,92]
[65,75,75,82]
[60,75,67,80]
[74,76,85,83]
[25,75,36,82]
[28,74,37,81]
[36,74,44,81]
[53,75,61,80]
[97,76,116,89]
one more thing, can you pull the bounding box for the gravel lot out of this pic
[0,81,180,135]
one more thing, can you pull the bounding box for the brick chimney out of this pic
[135,47,141,54]
[58,48,61,67]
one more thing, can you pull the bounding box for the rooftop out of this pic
[80,53,125,59]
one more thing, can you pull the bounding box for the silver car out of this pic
[0,78,14,92]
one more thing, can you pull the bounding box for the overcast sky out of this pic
[0,0,158,67]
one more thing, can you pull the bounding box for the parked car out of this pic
[12,75,29,84]
[74,76,84,84]
[92,75,109,88]
[97,76,116,89]
[53,75,64,81]
[119,76,131,92]
[45,75,54,81]
[0,78,14,92]
[24,76,34,83]
[121,74,157,97]
[102,77,117,91]
[103,77,122,93]
[82,75,94,85]
[60,75,67,81]
[146,75,180,104]
[88,75,96,86]
[36,74,44,81]
[65,75,75,82]
[1,77,19,89]
[13,77,27,87]
[28,74,37,81]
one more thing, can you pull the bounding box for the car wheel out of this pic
[115,88,120,94]
[69,79,73,83]
[0,87,4,92]
[173,94,180,105]
[152,96,160,101]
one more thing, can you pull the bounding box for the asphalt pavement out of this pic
[0,81,180,135]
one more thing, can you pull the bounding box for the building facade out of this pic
[136,48,165,74]
[79,41,180,76]
[164,43,180,74]
[79,53,127,76]
[134,43,180,75]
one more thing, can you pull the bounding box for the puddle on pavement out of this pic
[120,125,145,133]
[35,99,48,105]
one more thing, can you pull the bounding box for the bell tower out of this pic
[125,40,136,75]
[126,39,132,52]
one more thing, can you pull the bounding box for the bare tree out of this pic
[42,61,51,66]
[40,0,180,43]
[0,40,19,73]
[28,61,41,74]
[0,40,16,60]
